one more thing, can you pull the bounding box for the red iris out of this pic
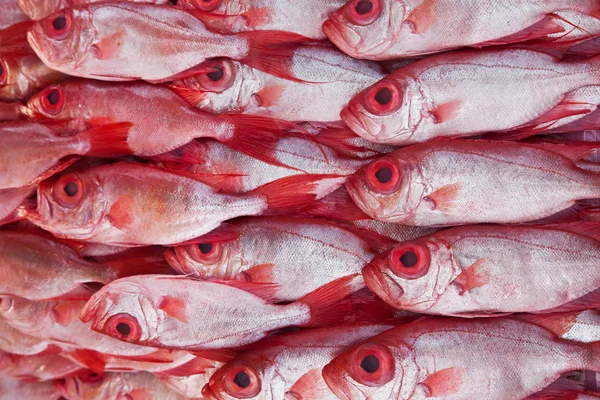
[350,343,395,386]
[364,81,403,116]
[365,158,402,194]
[106,313,142,342]
[223,361,261,398]
[39,87,65,115]
[43,11,73,40]
[52,174,84,209]
[388,243,430,279]
[345,0,382,26]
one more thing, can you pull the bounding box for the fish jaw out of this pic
[322,17,363,59]
[362,263,404,310]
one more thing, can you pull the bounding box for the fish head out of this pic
[165,239,243,279]
[0,54,24,101]
[176,58,258,114]
[80,280,158,346]
[322,334,412,400]
[345,152,423,224]
[363,238,451,311]
[56,371,115,400]
[18,0,67,20]
[26,171,107,240]
[25,82,80,123]
[27,8,95,74]
[323,0,405,60]
[341,75,422,144]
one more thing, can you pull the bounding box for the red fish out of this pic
[0,0,29,30]
[516,310,600,344]
[80,274,357,349]
[17,0,168,20]
[26,162,344,245]
[324,0,600,59]
[0,379,62,400]
[0,352,86,381]
[346,140,600,225]
[0,317,51,356]
[203,324,394,400]
[363,222,600,315]
[0,52,66,102]
[27,3,313,82]
[322,317,600,400]
[24,80,316,167]
[0,101,23,121]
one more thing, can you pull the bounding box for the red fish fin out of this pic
[191,349,238,363]
[421,367,465,397]
[253,174,346,214]
[212,280,280,303]
[538,287,600,314]
[544,221,600,241]
[451,259,489,295]
[343,288,400,324]
[521,140,600,163]
[549,110,600,133]
[50,302,80,326]
[34,156,80,184]
[65,349,106,373]
[81,122,133,157]
[243,263,276,283]
[313,127,386,158]
[423,183,462,212]
[106,196,135,230]
[565,37,600,61]
[169,85,208,107]
[239,31,323,82]
[524,376,585,400]
[150,140,210,164]
[86,117,116,127]
[0,21,34,54]
[430,100,462,124]
[288,369,330,400]
[155,356,216,377]
[514,312,579,338]
[300,274,364,328]
[254,84,286,107]
[127,388,152,400]
[513,40,583,61]
[158,296,187,323]
[182,223,241,245]
[475,16,564,47]
[301,187,371,221]
[405,0,437,34]
[115,349,175,364]
[91,31,126,60]
[172,171,245,192]
[51,284,99,301]
[149,63,218,84]
[241,7,272,27]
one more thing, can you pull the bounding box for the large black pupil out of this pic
[198,243,213,254]
[355,0,373,15]
[360,355,380,373]
[52,15,67,31]
[233,371,251,388]
[375,167,392,184]
[207,67,224,82]
[63,182,78,197]
[47,90,60,105]
[374,88,392,105]
[400,250,418,268]
[0,63,4,77]
[116,323,131,336]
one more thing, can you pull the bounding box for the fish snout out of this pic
[362,264,404,309]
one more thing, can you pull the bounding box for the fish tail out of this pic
[80,122,134,157]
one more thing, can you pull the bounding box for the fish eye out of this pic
[78,371,104,385]
[188,241,222,265]
[0,59,6,86]
[364,81,403,115]
[224,362,261,398]
[198,243,213,254]
[194,0,221,11]
[207,67,224,82]
[106,313,142,342]
[196,59,235,93]
[346,0,382,25]
[366,159,401,194]
[234,371,251,388]
[350,343,394,386]
[43,11,72,40]
[52,174,84,208]
[389,244,430,279]
[39,87,65,115]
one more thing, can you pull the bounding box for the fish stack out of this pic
[5,0,600,399]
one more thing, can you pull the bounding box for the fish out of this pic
[345,139,600,226]
[525,373,598,400]
[0,378,62,400]
[341,48,600,145]
[170,45,385,122]
[0,184,35,225]
[322,317,600,400]
[176,0,344,39]
[362,222,600,316]
[56,371,190,400]
[27,2,314,82]
[0,52,66,102]
[24,80,318,167]
[18,0,168,20]
[0,230,172,301]
[25,162,345,245]
[323,0,600,59]
[165,216,396,301]
[0,352,86,381]
[515,310,600,344]
[0,0,29,30]
[80,274,358,350]
[0,317,51,356]
[203,324,393,400]
[0,101,23,121]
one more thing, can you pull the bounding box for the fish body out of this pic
[80,274,355,349]
[204,324,393,400]
[172,46,385,122]
[516,310,600,344]
[0,379,62,400]
[324,0,600,59]
[0,101,23,121]
[342,49,600,145]
[363,223,600,315]
[0,317,50,356]
[0,352,85,381]
[18,0,168,20]
[322,318,600,400]
[0,52,66,102]
[346,140,600,225]
[0,0,28,30]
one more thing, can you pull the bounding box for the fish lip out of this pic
[322,18,360,55]
[322,363,353,400]
[201,384,219,400]
[340,106,373,140]
[362,264,404,308]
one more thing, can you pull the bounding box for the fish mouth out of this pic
[322,18,361,56]
[201,384,219,400]
[322,363,354,400]
[340,106,372,140]
[362,264,404,309]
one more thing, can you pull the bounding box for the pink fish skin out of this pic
[363,222,600,315]
[0,0,28,30]
[203,324,393,400]
[516,310,600,344]
[341,48,600,145]
[23,80,314,166]
[57,371,190,400]
[170,45,385,122]
[165,217,394,301]
[18,0,168,20]
[322,318,600,400]
[323,0,600,60]
[0,101,23,121]
[177,0,344,39]
[80,274,357,350]
[0,317,51,356]
[0,379,62,400]
[525,373,596,400]
[0,53,66,102]
[0,352,86,381]
[26,162,343,245]
[346,139,600,226]
[27,2,312,82]
[0,230,171,301]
